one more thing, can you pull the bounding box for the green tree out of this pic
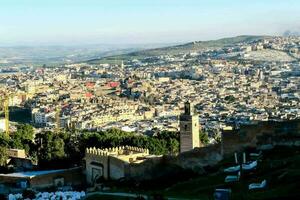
[199,131,209,144]
[16,124,34,140]
[10,124,34,150]
[51,136,65,159]
[64,134,81,162]
[0,134,9,147]
[0,146,8,166]
[169,138,179,154]
[35,132,66,162]
[79,129,180,155]
[0,133,10,167]
[30,128,181,168]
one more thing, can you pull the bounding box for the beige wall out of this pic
[85,147,150,183]
[85,154,108,184]
[7,149,26,159]
[180,115,200,153]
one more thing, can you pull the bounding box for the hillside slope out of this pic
[86,35,269,64]
[164,146,300,199]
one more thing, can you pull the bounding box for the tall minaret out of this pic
[180,101,200,153]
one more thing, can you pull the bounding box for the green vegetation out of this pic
[87,35,268,64]
[10,124,34,151]
[1,123,299,199]
[79,129,179,155]
[0,124,35,167]
[0,146,8,166]
[0,126,180,169]
[199,131,209,144]
[36,131,66,162]
[0,125,214,170]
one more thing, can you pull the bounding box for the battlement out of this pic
[85,146,149,157]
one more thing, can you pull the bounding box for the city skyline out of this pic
[1,0,300,46]
[0,1,300,197]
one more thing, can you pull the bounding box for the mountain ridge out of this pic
[86,35,271,64]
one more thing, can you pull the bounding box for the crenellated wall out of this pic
[85,146,149,157]
[85,146,150,184]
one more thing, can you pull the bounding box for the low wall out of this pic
[127,144,222,181]
[222,120,300,154]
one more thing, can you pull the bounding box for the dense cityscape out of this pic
[2,36,300,135]
[0,35,300,199]
[1,0,300,199]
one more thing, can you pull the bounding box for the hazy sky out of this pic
[0,0,300,45]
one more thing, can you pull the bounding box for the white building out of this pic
[33,110,54,126]
[0,118,7,132]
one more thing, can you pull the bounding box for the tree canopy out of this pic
[79,129,180,155]
[0,124,183,170]
[199,131,209,145]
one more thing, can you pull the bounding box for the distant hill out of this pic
[86,35,270,64]
[0,43,170,67]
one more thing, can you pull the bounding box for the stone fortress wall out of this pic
[85,120,300,183]
[222,120,300,155]
[85,146,149,184]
